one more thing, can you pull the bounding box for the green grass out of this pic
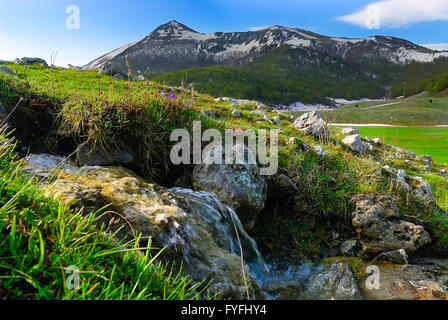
[1,62,448,275]
[321,96,448,126]
[0,128,204,300]
[356,127,448,164]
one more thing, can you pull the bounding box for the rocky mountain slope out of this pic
[84,21,448,104]
[85,20,448,75]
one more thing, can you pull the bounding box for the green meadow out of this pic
[357,127,448,164]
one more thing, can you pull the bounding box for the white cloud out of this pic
[423,43,448,51]
[338,0,448,28]
[250,26,270,31]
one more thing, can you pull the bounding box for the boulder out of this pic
[351,194,431,255]
[232,110,242,118]
[192,147,267,230]
[0,65,17,77]
[380,249,409,265]
[342,134,365,153]
[112,73,124,79]
[273,116,283,125]
[15,57,49,68]
[291,111,330,138]
[312,145,327,157]
[341,127,359,135]
[200,110,216,118]
[301,262,362,300]
[76,143,135,166]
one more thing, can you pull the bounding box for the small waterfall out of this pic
[23,154,321,300]
[169,187,320,299]
[169,188,270,275]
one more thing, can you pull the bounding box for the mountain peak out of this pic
[153,20,198,35]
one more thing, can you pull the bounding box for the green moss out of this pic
[322,257,367,280]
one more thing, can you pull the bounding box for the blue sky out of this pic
[1,0,447,67]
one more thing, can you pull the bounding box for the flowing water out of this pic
[24,154,321,299]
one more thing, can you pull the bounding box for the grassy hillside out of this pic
[0,128,202,300]
[1,62,448,299]
[291,96,448,126]
[150,46,384,105]
[357,127,448,164]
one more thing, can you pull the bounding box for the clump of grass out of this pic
[0,127,203,300]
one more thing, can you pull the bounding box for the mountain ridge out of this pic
[84,20,448,75]
[84,20,448,104]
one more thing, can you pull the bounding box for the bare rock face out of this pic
[292,112,330,138]
[192,147,267,230]
[351,194,431,256]
[23,154,266,300]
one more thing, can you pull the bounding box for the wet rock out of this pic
[341,127,359,135]
[192,147,267,230]
[23,155,266,300]
[76,143,135,166]
[291,111,330,138]
[361,259,448,300]
[302,262,362,300]
[342,134,365,153]
[351,194,431,255]
[0,65,17,77]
